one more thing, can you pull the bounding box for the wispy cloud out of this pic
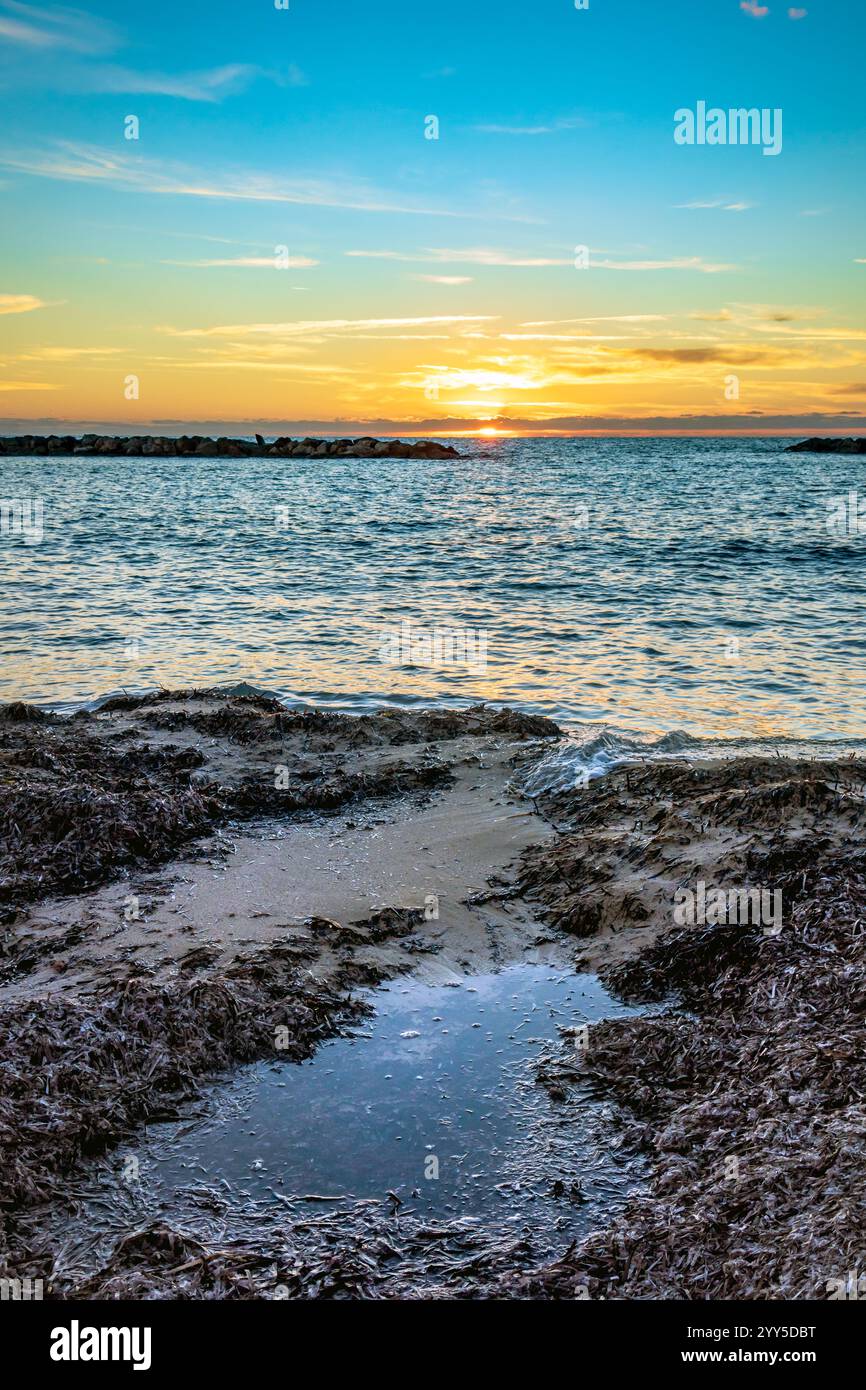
[593,256,737,273]
[0,6,306,102]
[629,346,803,366]
[77,61,308,103]
[740,2,769,17]
[0,380,59,391]
[0,143,506,218]
[84,63,263,103]
[160,315,499,340]
[280,64,309,88]
[13,345,126,360]
[346,248,735,273]
[474,116,589,136]
[411,274,474,285]
[522,315,670,327]
[346,247,570,267]
[676,198,754,212]
[162,255,318,269]
[0,1,118,54]
[0,292,47,315]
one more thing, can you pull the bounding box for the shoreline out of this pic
[1,690,863,1298]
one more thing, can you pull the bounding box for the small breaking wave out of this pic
[520,725,866,799]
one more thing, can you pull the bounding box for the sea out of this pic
[3,435,864,765]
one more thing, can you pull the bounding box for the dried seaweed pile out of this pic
[50,1209,538,1301]
[518,754,866,943]
[101,688,560,749]
[0,708,222,917]
[499,755,866,1300]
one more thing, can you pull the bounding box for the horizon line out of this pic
[3,414,866,440]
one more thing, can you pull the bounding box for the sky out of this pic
[1,0,864,435]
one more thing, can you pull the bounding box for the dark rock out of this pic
[786,437,866,454]
[0,432,462,460]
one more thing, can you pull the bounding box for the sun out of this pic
[477,427,500,436]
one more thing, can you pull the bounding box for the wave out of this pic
[519,724,866,799]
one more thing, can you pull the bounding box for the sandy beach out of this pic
[1,688,863,1299]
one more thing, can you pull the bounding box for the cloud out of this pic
[346,247,571,267]
[0,380,59,391]
[346,248,736,273]
[13,346,125,360]
[593,256,736,273]
[280,64,309,88]
[474,116,589,136]
[499,333,634,343]
[72,61,308,103]
[740,2,769,16]
[0,293,46,315]
[0,1,118,54]
[0,143,504,219]
[160,315,499,340]
[629,346,802,366]
[162,256,318,268]
[788,8,807,18]
[0,5,307,101]
[0,4,308,104]
[522,315,669,326]
[84,63,263,103]
[676,199,753,212]
[411,274,474,284]
[163,360,364,381]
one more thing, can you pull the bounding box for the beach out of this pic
[2,0,863,1350]
[1,687,863,1299]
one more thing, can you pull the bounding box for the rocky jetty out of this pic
[786,436,866,454]
[0,433,461,459]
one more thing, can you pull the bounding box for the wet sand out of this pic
[1,690,863,1299]
[0,691,560,990]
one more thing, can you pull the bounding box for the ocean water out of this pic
[2,435,864,740]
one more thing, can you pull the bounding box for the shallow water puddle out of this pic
[51,965,647,1277]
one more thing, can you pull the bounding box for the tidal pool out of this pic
[48,965,649,1281]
